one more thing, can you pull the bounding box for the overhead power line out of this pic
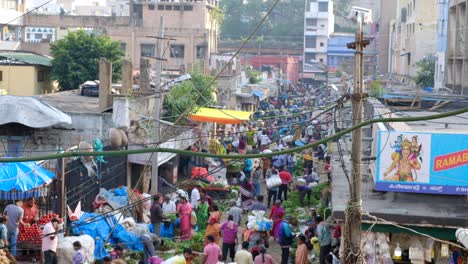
[1,107,467,163]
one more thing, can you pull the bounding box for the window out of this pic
[174,5,180,10]
[148,4,155,10]
[141,44,155,57]
[320,42,324,47]
[35,33,42,39]
[37,70,45,82]
[305,36,316,48]
[318,2,328,12]
[183,5,193,11]
[305,53,316,63]
[413,0,416,10]
[196,46,206,59]
[306,18,317,27]
[401,7,407,23]
[120,42,127,53]
[158,5,164,10]
[170,44,185,58]
[0,71,2,81]
[319,58,324,63]
[165,5,172,10]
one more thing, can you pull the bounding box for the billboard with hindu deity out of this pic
[375,131,468,195]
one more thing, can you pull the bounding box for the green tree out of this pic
[414,55,436,88]
[50,30,124,90]
[163,71,216,122]
[219,0,304,38]
[369,78,384,98]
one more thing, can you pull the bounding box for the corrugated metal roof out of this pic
[0,52,52,66]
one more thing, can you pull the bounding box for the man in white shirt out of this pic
[42,218,59,264]
[162,195,176,214]
[190,185,201,209]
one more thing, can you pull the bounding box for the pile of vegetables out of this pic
[163,213,177,222]
[38,213,60,225]
[175,231,205,253]
[18,224,42,244]
[124,251,144,264]
[282,183,329,219]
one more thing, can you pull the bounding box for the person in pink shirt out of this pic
[254,246,274,264]
[220,215,238,262]
[202,235,221,264]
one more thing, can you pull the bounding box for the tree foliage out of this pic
[414,55,436,88]
[219,0,304,38]
[369,78,384,98]
[50,30,124,90]
[162,71,216,122]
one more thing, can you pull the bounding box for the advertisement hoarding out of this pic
[375,131,468,195]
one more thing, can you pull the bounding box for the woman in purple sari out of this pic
[269,200,285,239]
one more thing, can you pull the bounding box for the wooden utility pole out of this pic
[151,16,164,195]
[343,12,369,264]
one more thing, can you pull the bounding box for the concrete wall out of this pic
[378,0,397,73]
[0,65,55,95]
[390,0,438,79]
[446,0,468,95]
[0,112,113,161]
[22,14,130,28]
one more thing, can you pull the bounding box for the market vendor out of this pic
[22,197,39,225]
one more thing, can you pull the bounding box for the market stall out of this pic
[0,161,57,262]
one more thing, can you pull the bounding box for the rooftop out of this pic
[35,89,102,114]
[0,51,52,66]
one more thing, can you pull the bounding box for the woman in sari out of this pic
[177,196,193,240]
[269,200,285,239]
[240,179,254,212]
[196,197,209,231]
[204,215,221,245]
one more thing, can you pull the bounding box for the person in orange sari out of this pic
[204,215,221,245]
[177,196,193,240]
[269,200,285,239]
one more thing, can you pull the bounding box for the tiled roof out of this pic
[0,52,52,66]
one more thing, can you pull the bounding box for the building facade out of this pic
[378,0,397,74]
[0,52,56,95]
[303,0,334,66]
[389,0,439,80]
[327,33,354,72]
[434,0,448,91]
[6,0,219,74]
[446,0,468,95]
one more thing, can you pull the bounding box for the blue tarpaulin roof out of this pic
[0,161,55,192]
[253,90,266,100]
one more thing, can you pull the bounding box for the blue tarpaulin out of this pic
[0,161,55,192]
[253,90,266,100]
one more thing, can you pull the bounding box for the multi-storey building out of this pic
[434,0,448,91]
[302,0,334,83]
[378,0,397,73]
[4,0,219,77]
[446,0,468,95]
[0,0,24,41]
[389,0,439,80]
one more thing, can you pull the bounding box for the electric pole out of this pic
[343,12,370,264]
[151,16,164,195]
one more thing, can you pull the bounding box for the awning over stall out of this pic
[190,107,252,124]
[0,161,55,192]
